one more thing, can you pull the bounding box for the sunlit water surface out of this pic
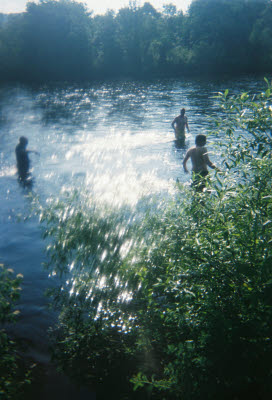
[0,75,267,373]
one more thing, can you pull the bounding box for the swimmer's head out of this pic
[180,108,185,116]
[19,136,28,147]
[195,134,206,147]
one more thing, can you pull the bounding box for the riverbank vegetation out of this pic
[0,265,33,399]
[33,81,272,399]
[1,0,272,82]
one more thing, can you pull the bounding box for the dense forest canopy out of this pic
[0,0,272,81]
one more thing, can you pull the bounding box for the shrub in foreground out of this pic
[0,265,32,399]
[39,81,272,399]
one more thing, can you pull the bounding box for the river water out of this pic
[0,75,268,397]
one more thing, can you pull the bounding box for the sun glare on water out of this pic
[63,128,176,207]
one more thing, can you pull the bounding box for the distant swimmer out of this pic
[183,134,218,192]
[171,108,190,144]
[15,136,39,186]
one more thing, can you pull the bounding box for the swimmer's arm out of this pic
[183,150,191,173]
[203,150,218,170]
[171,117,177,130]
[27,150,40,155]
[185,117,190,132]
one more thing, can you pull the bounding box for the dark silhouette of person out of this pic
[183,134,219,192]
[15,136,38,187]
[171,108,190,147]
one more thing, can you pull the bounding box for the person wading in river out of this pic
[171,108,190,145]
[15,136,39,186]
[183,134,218,192]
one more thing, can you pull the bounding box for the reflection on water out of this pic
[1,76,267,209]
[0,75,269,364]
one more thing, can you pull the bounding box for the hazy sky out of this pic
[0,0,192,15]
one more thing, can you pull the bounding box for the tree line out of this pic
[1,0,272,82]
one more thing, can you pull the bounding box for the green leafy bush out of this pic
[39,81,272,399]
[0,265,32,399]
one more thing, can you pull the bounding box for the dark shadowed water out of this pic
[0,75,268,398]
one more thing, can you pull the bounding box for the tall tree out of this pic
[21,0,93,81]
[250,1,272,71]
[0,14,24,81]
[92,11,122,77]
[184,0,267,73]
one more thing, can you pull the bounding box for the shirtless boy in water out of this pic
[171,108,190,142]
[183,134,217,191]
